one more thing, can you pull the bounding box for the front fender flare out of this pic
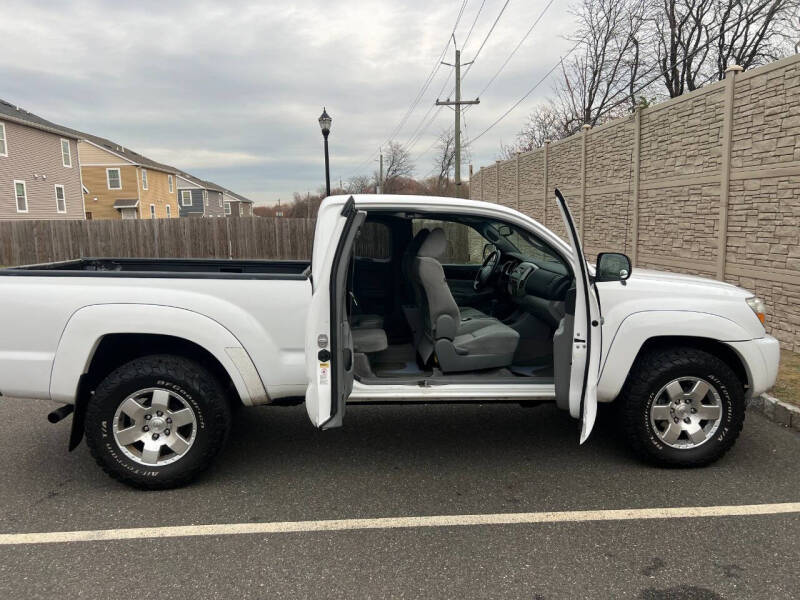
[49,304,268,407]
[597,310,754,403]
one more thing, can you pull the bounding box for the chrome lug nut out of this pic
[164,429,170,436]
[683,417,691,424]
[156,410,163,417]
[673,417,679,423]
[142,425,149,432]
[144,414,152,421]
[166,417,172,424]
[152,433,160,441]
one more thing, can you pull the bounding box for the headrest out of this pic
[417,227,447,258]
[406,228,429,256]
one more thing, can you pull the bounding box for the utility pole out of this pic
[378,150,384,194]
[436,46,479,186]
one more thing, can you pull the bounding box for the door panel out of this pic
[305,198,366,429]
[553,189,602,444]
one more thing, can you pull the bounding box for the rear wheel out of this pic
[620,347,745,467]
[85,355,232,489]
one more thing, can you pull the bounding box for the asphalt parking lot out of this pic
[0,397,798,599]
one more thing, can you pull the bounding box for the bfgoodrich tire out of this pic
[620,347,745,467]
[85,355,232,489]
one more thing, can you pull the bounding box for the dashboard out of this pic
[498,253,572,326]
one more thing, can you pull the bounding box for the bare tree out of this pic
[347,175,373,194]
[556,0,648,129]
[652,0,799,97]
[432,129,456,192]
[714,0,800,77]
[381,141,414,193]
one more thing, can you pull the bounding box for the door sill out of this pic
[349,380,556,402]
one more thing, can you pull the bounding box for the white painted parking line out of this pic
[1,502,798,546]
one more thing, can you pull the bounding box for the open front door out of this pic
[305,197,366,429]
[554,188,602,443]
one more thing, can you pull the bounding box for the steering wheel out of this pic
[474,249,501,291]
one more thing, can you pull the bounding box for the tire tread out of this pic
[84,355,231,490]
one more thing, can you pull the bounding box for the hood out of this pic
[629,267,738,290]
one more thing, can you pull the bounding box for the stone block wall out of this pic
[471,54,800,352]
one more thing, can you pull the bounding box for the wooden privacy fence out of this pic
[0,217,405,267]
[0,217,317,266]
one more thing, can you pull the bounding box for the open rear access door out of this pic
[305,197,366,429]
[554,188,602,443]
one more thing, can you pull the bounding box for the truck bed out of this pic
[1,258,310,279]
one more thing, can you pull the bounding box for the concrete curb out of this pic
[748,393,800,432]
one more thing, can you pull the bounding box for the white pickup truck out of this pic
[0,192,780,488]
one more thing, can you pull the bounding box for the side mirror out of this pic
[497,224,513,237]
[596,252,632,282]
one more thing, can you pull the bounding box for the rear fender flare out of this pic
[49,304,267,407]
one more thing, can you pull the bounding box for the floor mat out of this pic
[373,361,427,377]
[509,363,553,377]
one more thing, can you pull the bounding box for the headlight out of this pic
[746,296,766,326]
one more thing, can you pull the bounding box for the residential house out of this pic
[222,189,254,217]
[176,173,226,218]
[0,100,84,219]
[72,131,179,220]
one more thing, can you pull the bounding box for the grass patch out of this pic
[770,350,800,407]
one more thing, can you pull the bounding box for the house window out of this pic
[14,180,28,213]
[54,184,67,213]
[168,175,174,193]
[181,190,192,206]
[141,169,148,190]
[60,139,72,167]
[224,201,231,215]
[107,168,121,190]
[166,204,172,218]
[0,122,7,156]
[150,204,156,219]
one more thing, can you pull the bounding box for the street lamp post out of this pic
[318,108,332,197]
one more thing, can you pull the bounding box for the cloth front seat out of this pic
[405,229,488,321]
[412,228,519,373]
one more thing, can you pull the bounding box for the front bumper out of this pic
[727,335,780,398]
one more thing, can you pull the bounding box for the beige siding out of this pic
[77,141,129,166]
[82,165,140,220]
[139,168,179,219]
[0,121,83,220]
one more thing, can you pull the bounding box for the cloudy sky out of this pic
[1,0,574,205]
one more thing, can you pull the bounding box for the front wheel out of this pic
[620,347,745,467]
[85,355,232,489]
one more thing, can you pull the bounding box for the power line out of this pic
[471,0,556,101]
[468,3,769,148]
[407,0,508,158]
[462,0,512,80]
[404,0,488,152]
[461,0,486,52]
[347,0,469,176]
[467,38,583,145]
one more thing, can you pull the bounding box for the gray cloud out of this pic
[1,0,573,204]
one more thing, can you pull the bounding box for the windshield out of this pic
[485,220,567,271]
